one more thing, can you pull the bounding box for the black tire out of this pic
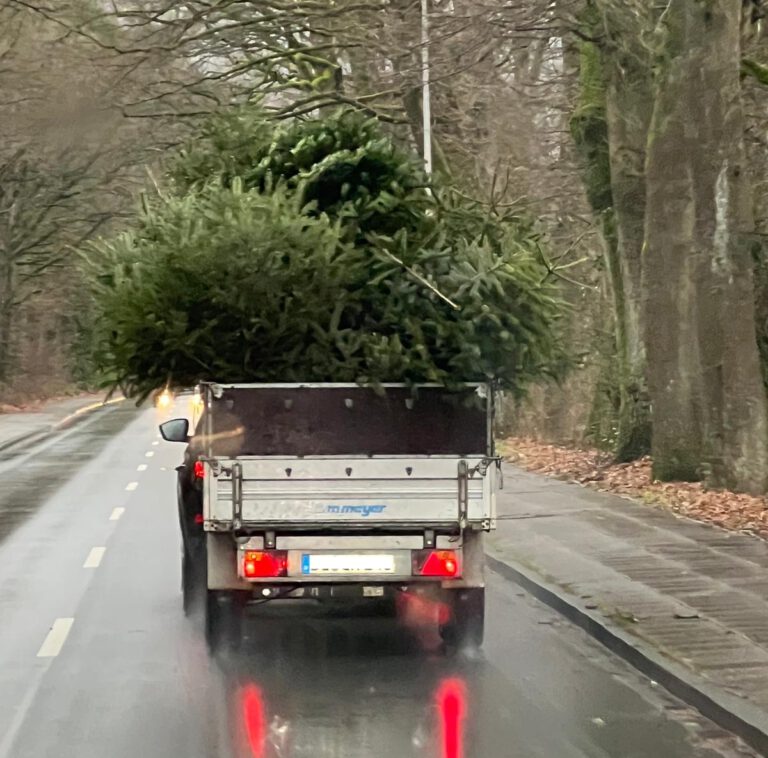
[182,550,198,616]
[182,551,193,616]
[182,541,207,616]
[440,587,485,649]
[205,590,247,653]
[204,589,222,652]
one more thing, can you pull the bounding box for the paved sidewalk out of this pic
[0,394,117,451]
[488,465,768,748]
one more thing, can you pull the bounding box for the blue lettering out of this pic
[325,505,387,516]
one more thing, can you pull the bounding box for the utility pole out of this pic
[420,0,432,175]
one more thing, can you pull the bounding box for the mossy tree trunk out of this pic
[643,0,768,492]
[571,3,652,461]
[0,259,15,385]
[597,1,655,462]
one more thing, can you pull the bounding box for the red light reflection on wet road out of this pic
[436,678,467,758]
[241,684,266,758]
[396,590,451,627]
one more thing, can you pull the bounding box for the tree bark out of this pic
[643,0,768,491]
[0,260,16,385]
[571,6,652,460]
[600,6,654,461]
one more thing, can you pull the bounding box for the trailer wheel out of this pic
[205,590,246,653]
[440,587,485,650]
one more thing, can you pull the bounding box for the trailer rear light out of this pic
[242,550,288,579]
[194,513,204,525]
[194,460,205,479]
[413,550,460,578]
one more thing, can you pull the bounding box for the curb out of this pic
[0,396,125,455]
[54,396,125,430]
[486,552,768,755]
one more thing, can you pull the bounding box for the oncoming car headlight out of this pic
[156,389,173,408]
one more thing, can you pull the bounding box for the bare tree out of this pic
[0,1,188,395]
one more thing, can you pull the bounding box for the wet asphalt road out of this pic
[0,401,758,758]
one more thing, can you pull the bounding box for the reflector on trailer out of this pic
[242,550,288,578]
[194,460,205,479]
[412,549,460,578]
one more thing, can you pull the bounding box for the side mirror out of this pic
[159,418,190,443]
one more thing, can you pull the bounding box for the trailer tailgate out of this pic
[205,456,496,526]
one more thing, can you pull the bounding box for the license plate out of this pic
[301,553,395,575]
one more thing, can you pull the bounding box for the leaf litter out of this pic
[500,438,768,540]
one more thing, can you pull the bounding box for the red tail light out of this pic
[194,460,205,479]
[413,550,460,578]
[242,550,288,578]
[194,513,204,525]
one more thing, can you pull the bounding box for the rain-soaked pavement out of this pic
[0,402,758,758]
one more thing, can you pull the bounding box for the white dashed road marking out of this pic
[109,507,125,521]
[145,451,155,458]
[137,464,148,472]
[83,547,106,569]
[152,441,159,446]
[126,481,138,491]
[37,618,74,658]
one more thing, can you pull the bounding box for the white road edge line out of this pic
[145,451,155,458]
[126,481,138,491]
[36,618,74,658]
[83,547,106,569]
[109,507,125,521]
[137,464,148,472]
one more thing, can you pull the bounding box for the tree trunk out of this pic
[602,33,654,462]
[644,130,704,479]
[571,9,652,461]
[389,0,453,176]
[643,0,768,491]
[0,260,16,385]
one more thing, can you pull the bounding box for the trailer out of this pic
[160,382,500,651]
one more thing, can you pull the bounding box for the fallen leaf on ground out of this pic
[501,437,768,540]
